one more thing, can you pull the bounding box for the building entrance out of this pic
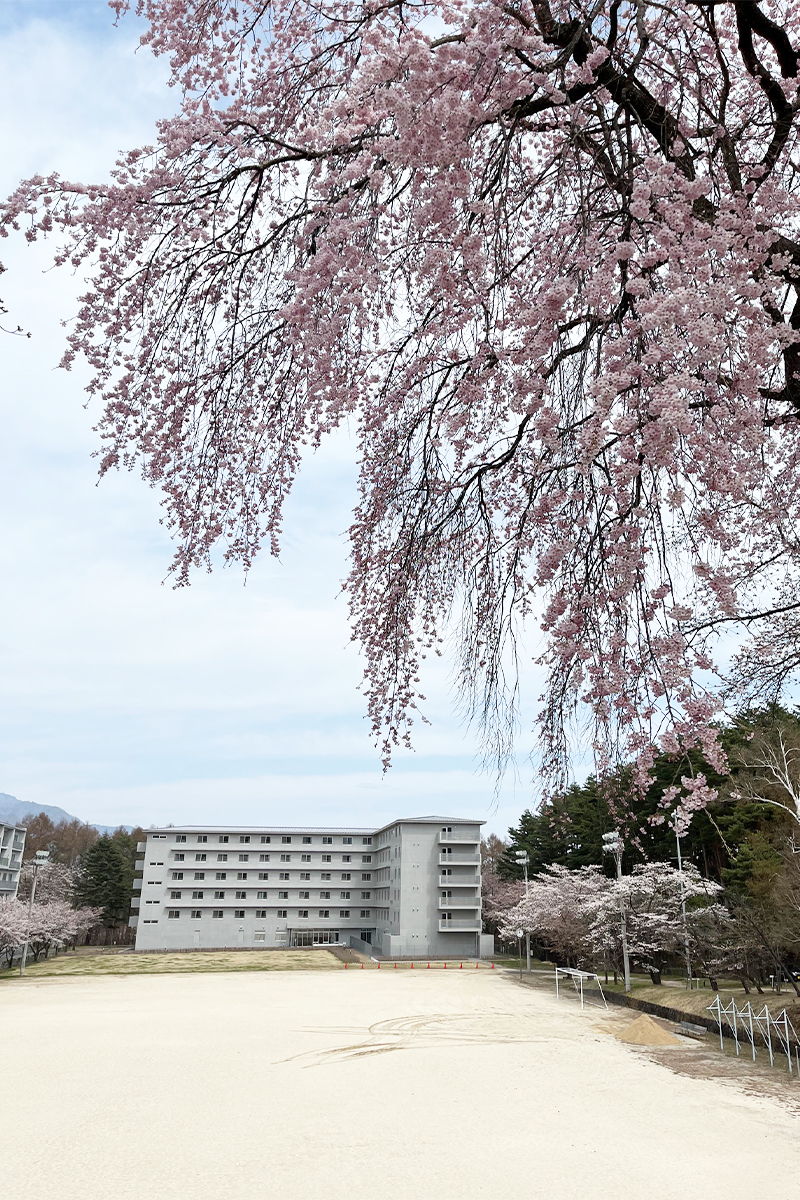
[291,929,341,947]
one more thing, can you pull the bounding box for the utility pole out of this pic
[19,850,50,977]
[602,831,630,993]
[673,815,693,987]
[515,849,530,972]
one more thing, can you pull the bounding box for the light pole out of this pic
[19,850,50,977]
[602,831,631,993]
[672,814,693,987]
[515,850,531,972]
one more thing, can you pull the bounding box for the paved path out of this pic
[3,968,798,1198]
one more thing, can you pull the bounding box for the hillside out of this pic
[0,793,132,834]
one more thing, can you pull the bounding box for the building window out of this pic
[298,909,309,919]
[279,872,289,881]
[192,890,204,899]
[261,836,271,844]
[299,891,310,900]
[218,835,229,843]
[191,910,202,919]
[173,872,184,880]
[194,872,205,880]
[216,872,227,880]
[197,835,208,844]
[217,854,228,862]
[174,853,185,862]
[170,890,182,899]
[259,854,270,862]
[362,855,372,863]
[360,892,371,900]
[360,910,371,918]
[320,891,331,899]
[214,890,225,899]
[318,909,330,918]
[212,910,223,918]
[257,890,268,899]
[342,855,352,863]
[280,854,291,862]
[321,872,331,881]
[235,890,246,899]
[321,854,332,863]
[238,854,249,862]
[175,835,186,843]
[167,910,180,919]
[300,872,310,881]
[322,837,332,845]
[234,910,245,919]
[258,872,269,881]
[301,854,311,863]
[342,837,353,845]
[362,837,372,845]
[341,873,351,881]
[237,872,248,880]
[239,835,250,844]
[361,873,372,881]
[281,836,292,844]
[278,891,289,900]
[195,853,207,862]
[302,836,312,845]
[340,891,351,900]
[339,910,350,918]
[255,910,267,919]
[276,909,287,919]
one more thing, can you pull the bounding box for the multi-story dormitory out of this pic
[132,815,493,958]
[0,821,26,899]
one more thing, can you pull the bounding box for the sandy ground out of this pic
[3,968,799,1200]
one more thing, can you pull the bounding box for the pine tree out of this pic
[77,837,131,927]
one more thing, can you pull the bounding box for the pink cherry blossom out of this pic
[3,2,800,815]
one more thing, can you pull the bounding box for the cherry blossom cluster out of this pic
[3,2,800,811]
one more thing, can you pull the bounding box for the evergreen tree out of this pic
[77,837,131,927]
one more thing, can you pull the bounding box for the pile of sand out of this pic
[615,1013,680,1046]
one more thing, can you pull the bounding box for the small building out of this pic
[0,822,27,900]
[132,815,493,958]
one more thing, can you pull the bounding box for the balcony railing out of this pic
[438,896,480,909]
[439,830,480,844]
[439,918,482,932]
[438,851,480,866]
[438,874,479,887]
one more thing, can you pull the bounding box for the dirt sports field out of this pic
[3,961,799,1199]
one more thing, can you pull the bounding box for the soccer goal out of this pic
[554,967,608,1010]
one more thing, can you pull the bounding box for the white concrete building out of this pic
[0,821,26,899]
[132,815,493,958]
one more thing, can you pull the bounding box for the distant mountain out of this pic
[0,793,133,834]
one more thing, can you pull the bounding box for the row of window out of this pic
[173,852,372,864]
[170,890,372,900]
[170,871,373,882]
[166,909,371,920]
[174,835,372,846]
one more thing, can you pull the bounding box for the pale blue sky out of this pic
[0,0,550,835]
